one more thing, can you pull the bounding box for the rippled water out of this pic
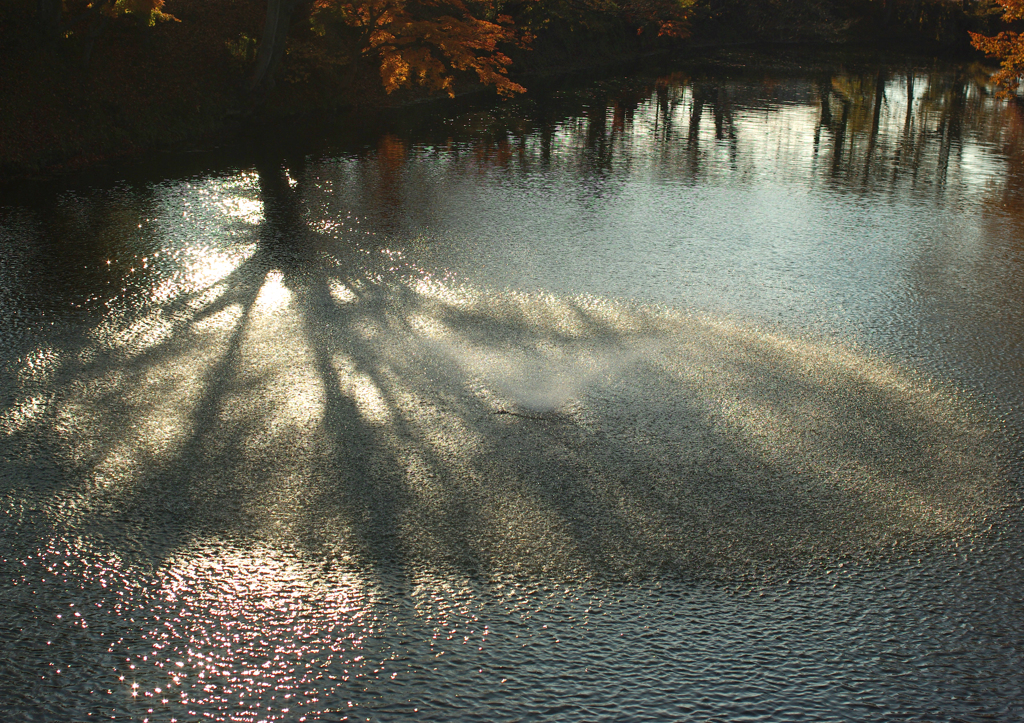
[2,50,1023,721]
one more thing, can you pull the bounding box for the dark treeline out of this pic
[0,0,1020,177]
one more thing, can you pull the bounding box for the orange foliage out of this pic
[314,0,525,96]
[971,0,1024,95]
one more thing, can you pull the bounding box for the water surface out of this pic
[2,50,1023,721]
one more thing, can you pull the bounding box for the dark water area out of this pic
[2,50,1023,721]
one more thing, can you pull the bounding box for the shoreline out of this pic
[0,37,991,186]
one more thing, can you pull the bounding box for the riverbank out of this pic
[0,0,1000,181]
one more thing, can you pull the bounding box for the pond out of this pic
[2,49,1023,721]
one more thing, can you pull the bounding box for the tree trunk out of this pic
[248,0,297,97]
[863,68,886,182]
[81,13,110,68]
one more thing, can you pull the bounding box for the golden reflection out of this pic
[254,270,292,314]
[3,251,1012,719]
[191,303,245,333]
[151,244,256,305]
[412,277,476,306]
[332,352,392,425]
[217,196,264,225]
[328,278,357,304]
[408,313,450,339]
[55,310,241,488]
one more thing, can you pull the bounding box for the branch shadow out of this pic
[1,150,1010,588]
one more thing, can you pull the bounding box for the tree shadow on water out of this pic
[3,152,1010,588]
[64,157,413,576]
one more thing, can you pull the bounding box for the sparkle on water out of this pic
[2,52,1023,721]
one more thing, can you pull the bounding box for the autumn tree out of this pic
[309,0,526,96]
[246,0,526,97]
[249,0,309,94]
[248,0,695,99]
[971,0,1024,95]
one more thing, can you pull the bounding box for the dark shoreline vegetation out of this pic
[0,0,1017,180]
